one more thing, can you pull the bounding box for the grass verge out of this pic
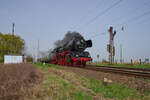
[88,63,150,69]
[34,63,92,100]
[34,63,150,100]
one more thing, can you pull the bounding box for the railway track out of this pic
[85,65,150,78]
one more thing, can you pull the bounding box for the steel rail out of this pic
[85,65,150,78]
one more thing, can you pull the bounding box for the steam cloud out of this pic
[54,31,84,48]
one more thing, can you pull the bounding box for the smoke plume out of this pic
[54,31,84,48]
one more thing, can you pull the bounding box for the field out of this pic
[0,63,43,100]
[88,63,150,69]
[0,63,150,100]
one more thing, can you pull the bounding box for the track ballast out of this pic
[84,65,150,78]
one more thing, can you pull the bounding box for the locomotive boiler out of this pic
[48,32,92,66]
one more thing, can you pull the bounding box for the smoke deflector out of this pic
[86,40,92,48]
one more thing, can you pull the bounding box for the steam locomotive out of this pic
[42,32,92,67]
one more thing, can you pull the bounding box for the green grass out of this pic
[34,63,150,100]
[88,62,150,69]
[34,63,92,100]
[34,62,61,71]
[33,72,92,100]
[79,77,140,100]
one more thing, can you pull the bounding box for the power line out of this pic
[87,2,150,39]
[137,15,150,24]
[89,31,107,39]
[108,0,150,27]
[114,10,150,28]
[70,0,105,30]
[87,9,150,40]
[78,0,150,40]
[90,9,150,39]
[80,0,123,38]
[77,0,123,30]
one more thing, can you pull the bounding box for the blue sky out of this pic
[0,0,150,62]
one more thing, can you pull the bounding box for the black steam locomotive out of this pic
[44,32,92,66]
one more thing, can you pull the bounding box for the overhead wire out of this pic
[114,10,150,28]
[70,0,105,30]
[80,0,124,39]
[77,0,123,30]
[109,0,150,27]
[137,14,150,25]
[89,31,108,39]
[82,1,150,60]
[89,10,150,39]
[88,1,150,39]
[69,0,124,39]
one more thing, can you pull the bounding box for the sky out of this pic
[0,0,150,62]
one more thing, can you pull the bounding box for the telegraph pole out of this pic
[12,23,15,54]
[12,23,15,36]
[108,26,116,64]
[37,39,40,61]
[120,44,122,63]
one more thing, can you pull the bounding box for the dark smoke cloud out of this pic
[54,31,83,48]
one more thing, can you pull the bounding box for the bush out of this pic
[0,56,4,63]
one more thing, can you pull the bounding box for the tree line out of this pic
[0,32,25,62]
